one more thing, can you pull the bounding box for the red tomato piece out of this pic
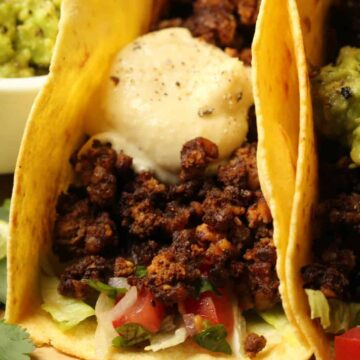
[335,327,360,360]
[184,291,234,333]
[112,289,165,333]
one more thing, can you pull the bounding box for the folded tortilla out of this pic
[6,0,313,358]
[285,0,335,359]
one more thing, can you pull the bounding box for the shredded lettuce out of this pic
[41,276,95,331]
[257,306,300,347]
[305,289,360,334]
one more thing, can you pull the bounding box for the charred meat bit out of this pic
[54,196,92,260]
[73,140,118,207]
[54,195,117,260]
[301,264,350,299]
[246,193,272,229]
[185,0,237,47]
[84,212,118,255]
[218,142,259,190]
[235,0,260,25]
[244,333,267,358]
[145,229,203,305]
[131,240,161,266]
[180,137,219,181]
[114,257,135,277]
[58,256,113,300]
[244,238,279,310]
[155,0,258,59]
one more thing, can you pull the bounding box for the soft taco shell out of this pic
[7,0,311,358]
[285,0,334,359]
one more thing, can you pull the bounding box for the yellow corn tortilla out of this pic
[6,0,312,358]
[285,0,335,359]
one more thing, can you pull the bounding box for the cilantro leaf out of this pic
[194,324,232,355]
[0,321,35,360]
[198,279,221,296]
[0,258,6,304]
[85,279,127,299]
[113,323,151,347]
[135,266,147,278]
[0,199,10,222]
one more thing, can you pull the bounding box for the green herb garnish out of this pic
[198,278,221,296]
[85,279,127,299]
[194,323,232,355]
[0,321,35,360]
[135,265,147,278]
[113,323,151,347]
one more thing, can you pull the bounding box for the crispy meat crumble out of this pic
[54,137,279,313]
[156,0,260,65]
[301,148,360,302]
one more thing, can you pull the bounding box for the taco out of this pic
[286,0,360,359]
[6,0,311,359]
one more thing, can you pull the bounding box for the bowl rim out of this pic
[0,75,47,91]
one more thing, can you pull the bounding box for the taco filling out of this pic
[300,0,360,339]
[38,0,289,357]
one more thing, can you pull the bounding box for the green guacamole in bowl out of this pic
[0,0,61,78]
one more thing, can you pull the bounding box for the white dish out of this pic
[0,75,47,174]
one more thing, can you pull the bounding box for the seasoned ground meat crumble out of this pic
[55,138,279,315]
[156,0,259,65]
[301,152,360,302]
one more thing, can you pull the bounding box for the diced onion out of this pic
[108,277,130,290]
[94,293,118,359]
[183,313,197,337]
[145,327,187,352]
[109,286,137,321]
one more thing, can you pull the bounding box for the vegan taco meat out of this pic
[6,0,312,359]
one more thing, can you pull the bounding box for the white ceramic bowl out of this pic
[0,75,47,174]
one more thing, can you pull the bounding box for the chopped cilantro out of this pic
[198,278,221,296]
[0,321,35,360]
[194,323,232,355]
[0,199,10,222]
[85,279,127,299]
[113,323,151,347]
[135,265,147,278]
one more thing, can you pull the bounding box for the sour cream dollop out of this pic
[86,28,253,182]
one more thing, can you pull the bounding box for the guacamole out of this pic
[0,0,61,78]
[313,47,360,165]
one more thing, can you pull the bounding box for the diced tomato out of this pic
[184,291,234,333]
[335,327,360,360]
[112,289,165,333]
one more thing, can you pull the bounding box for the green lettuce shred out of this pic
[257,306,300,347]
[41,276,95,331]
[305,289,360,334]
